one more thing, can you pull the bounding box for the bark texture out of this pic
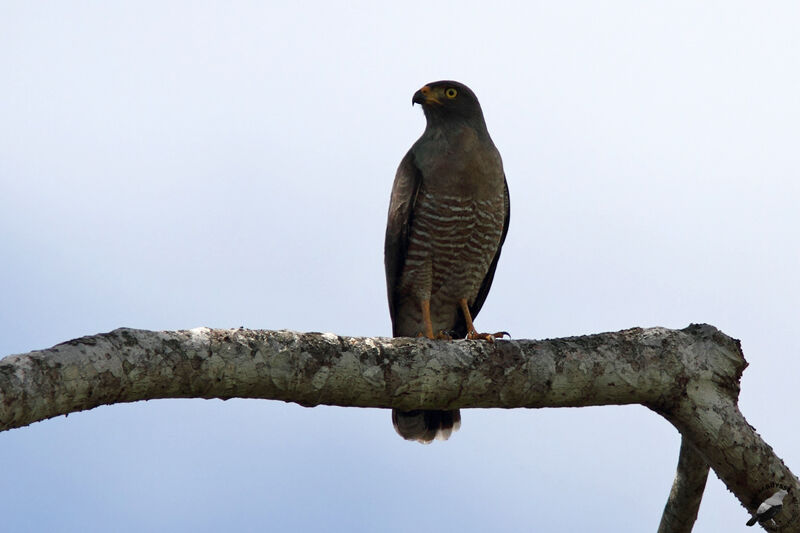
[658,437,710,533]
[0,324,797,530]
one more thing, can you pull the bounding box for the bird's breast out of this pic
[414,129,504,198]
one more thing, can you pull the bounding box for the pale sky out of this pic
[1,2,799,532]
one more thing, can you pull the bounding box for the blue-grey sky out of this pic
[1,2,798,531]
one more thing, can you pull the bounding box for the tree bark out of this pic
[658,437,710,533]
[0,324,796,530]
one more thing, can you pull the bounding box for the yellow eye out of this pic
[445,88,458,99]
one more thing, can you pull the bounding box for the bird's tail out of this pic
[746,516,758,527]
[392,409,461,443]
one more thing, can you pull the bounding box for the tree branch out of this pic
[658,437,710,533]
[1,324,797,530]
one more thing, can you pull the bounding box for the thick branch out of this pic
[1,324,797,530]
[658,437,710,533]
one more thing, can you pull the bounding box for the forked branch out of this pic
[0,324,796,530]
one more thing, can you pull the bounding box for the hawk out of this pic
[384,81,510,443]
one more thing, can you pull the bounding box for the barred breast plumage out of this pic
[384,80,510,443]
[394,173,506,337]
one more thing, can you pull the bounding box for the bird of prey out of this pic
[746,489,789,526]
[384,81,510,443]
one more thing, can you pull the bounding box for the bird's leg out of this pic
[420,299,435,340]
[414,300,451,340]
[458,298,509,342]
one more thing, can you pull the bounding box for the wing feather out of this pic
[384,150,422,336]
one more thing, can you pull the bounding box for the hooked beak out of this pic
[412,85,440,106]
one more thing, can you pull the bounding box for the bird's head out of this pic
[412,81,484,124]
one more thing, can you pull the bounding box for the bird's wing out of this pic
[454,174,511,337]
[384,150,422,336]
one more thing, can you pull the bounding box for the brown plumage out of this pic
[384,81,510,443]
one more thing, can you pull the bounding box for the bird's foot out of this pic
[466,330,510,342]
[435,330,453,340]
[416,330,453,340]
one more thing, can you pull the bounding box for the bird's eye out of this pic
[445,88,458,99]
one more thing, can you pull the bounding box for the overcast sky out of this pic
[1,2,798,532]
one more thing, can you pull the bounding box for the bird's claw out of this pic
[466,330,511,342]
[417,330,453,340]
